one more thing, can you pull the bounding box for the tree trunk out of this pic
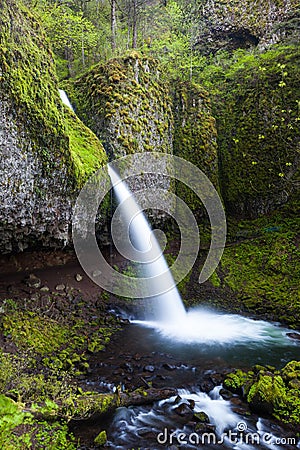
[111,0,117,51]
[132,0,138,48]
[81,32,85,68]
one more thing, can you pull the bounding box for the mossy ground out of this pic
[199,212,300,328]
[0,283,122,448]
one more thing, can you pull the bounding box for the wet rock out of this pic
[121,362,133,373]
[7,285,19,294]
[199,379,215,393]
[193,411,210,423]
[156,374,167,380]
[286,332,300,341]
[25,273,41,288]
[209,373,223,386]
[55,284,66,291]
[187,399,195,409]
[232,406,248,415]
[174,395,182,404]
[144,365,155,373]
[219,388,233,400]
[163,363,176,371]
[174,403,193,418]
[75,274,83,282]
[230,397,243,406]
[137,429,157,439]
[40,286,49,292]
[195,422,209,433]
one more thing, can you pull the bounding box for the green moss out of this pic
[209,271,221,288]
[199,45,300,217]
[0,0,106,189]
[64,108,107,187]
[0,1,66,163]
[217,215,300,327]
[1,312,69,355]
[223,369,252,393]
[247,375,287,413]
[94,430,107,446]
[225,361,300,427]
[63,52,173,159]
[172,81,219,217]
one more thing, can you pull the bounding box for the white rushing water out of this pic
[109,166,298,348]
[134,307,294,346]
[59,89,74,111]
[108,386,296,449]
[108,165,186,323]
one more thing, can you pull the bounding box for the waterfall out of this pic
[59,89,74,112]
[108,165,186,323]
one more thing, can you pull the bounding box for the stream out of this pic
[73,309,300,449]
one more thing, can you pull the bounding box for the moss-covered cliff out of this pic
[64,53,176,222]
[205,45,300,218]
[195,0,299,53]
[0,0,107,253]
[172,81,219,216]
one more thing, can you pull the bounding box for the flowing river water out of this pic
[73,311,300,449]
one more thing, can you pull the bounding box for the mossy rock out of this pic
[94,430,107,446]
[63,52,173,160]
[0,0,108,253]
[224,361,300,426]
[195,0,299,54]
[247,374,287,415]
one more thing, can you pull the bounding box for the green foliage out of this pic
[30,0,99,79]
[0,395,28,433]
[0,394,76,449]
[143,1,203,81]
